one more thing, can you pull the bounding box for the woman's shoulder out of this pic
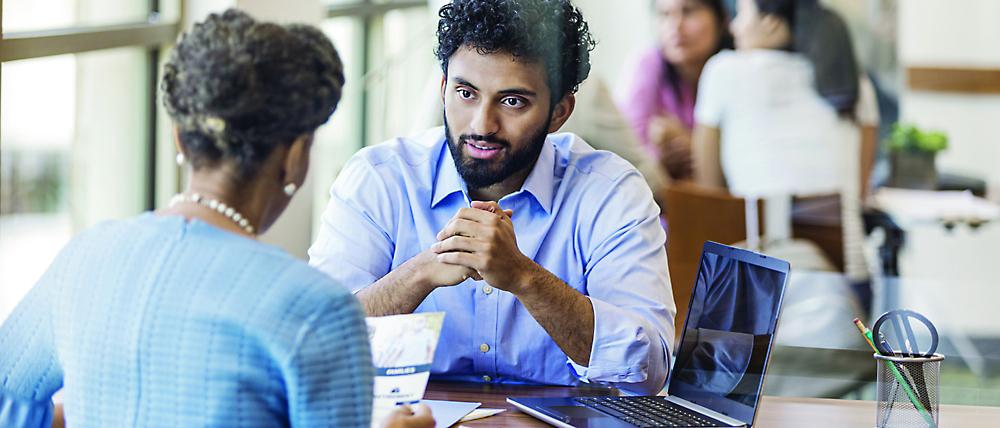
[223,242,352,299]
[707,49,805,68]
[636,46,665,68]
[205,247,360,334]
[704,49,812,85]
[618,46,665,86]
[700,50,743,81]
[704,49,739,67]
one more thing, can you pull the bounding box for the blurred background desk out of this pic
[423,382,999,427]
[659,182,1000,404]
[867,187,1000,392]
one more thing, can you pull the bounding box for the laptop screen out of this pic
[667,242,789,424]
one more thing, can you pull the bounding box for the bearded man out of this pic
[308,0,675,395]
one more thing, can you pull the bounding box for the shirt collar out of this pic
[432,138,467,208]
[517,139,555,214]
[431,134,556,214]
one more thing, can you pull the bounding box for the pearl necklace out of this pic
[169,193,256,235]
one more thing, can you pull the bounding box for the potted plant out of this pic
[886,124,948,190]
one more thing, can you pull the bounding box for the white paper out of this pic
[419,400,482,427]
[367,312,445,428]
[459,408,505,422]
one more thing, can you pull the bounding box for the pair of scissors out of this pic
[872,309,939,424]
[872,309,939,358]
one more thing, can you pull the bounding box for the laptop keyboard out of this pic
[575,396,728,427]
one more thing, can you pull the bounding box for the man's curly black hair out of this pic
[435,0,597,105]
[161,9,344,181]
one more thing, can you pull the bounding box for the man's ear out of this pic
[282,133,313,188]
[440,74,448,105]
[547,93,576,133]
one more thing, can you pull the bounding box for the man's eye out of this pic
[502,98,525,108]
[457,89,474,99]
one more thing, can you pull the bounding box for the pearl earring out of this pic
[175,153,186,165]
[284,183,297,196]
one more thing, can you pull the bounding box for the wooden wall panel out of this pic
[907,67,1000,93]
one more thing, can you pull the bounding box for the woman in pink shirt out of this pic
[616,0,733,181]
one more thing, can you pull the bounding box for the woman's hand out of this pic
[382,403,435,428]
[649,112,693,180]
[648,112,689,145]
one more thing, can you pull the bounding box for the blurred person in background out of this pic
[0,9,432,428]
[691,0,876,303]
[691,0,880,399]
[616,0,734,181]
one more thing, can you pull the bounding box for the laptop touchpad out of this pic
[550,406,610,418]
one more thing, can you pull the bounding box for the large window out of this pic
[0,0,178,320]
[0,0,434,320]
[310,0,434,231]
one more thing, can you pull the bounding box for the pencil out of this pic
[854,318,937,428]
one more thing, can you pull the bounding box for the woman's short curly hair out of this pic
[161,9,344,181]
[435,0,596,105]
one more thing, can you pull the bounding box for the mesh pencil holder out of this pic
[874,353,944,428]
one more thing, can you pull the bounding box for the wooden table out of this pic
[424,382,1000,427]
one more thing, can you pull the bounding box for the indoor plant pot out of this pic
[886,124,947,190]
[888,149,937,190]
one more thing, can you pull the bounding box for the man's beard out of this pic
[444,112,551,190]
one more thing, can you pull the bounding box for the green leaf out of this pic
[885,123,948,153]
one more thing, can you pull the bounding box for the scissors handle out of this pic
[872,310,938,358]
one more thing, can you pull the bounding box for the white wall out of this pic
[898,0,1000,194]
[895,0,1000,336]
[898,0,1000,66]
[573,0,655,87]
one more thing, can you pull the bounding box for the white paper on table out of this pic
[419,400,482,427]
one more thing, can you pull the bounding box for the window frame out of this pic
[326,0,428,148]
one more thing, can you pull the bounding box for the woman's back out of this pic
[2,214,373,427]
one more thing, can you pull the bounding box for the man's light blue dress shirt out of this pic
[308,127,675,394]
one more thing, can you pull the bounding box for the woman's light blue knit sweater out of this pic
[0,213,374,427]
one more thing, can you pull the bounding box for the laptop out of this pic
[508,241,790,427]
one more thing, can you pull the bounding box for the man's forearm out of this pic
[356,257,434,317]
[513,263,595,366]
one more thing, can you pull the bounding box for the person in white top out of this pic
[691,0,878,283]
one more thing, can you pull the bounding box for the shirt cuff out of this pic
[567,297,663,385]
[0,392,54,428]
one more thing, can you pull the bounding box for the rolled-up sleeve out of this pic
[568,170,675,395]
